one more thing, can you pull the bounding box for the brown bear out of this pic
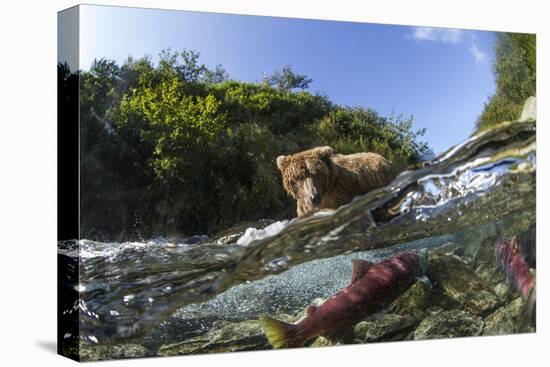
[276,146,398,217]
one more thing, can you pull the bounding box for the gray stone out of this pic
[414,310,484,340]
[463,289,499,316]
[494,282,512,302]
[472,237,499,267]
[426,306,444,316]
[483,297,525,336]
[157,319,269,356]
[388,280,431,319]
[426,251,478,301]
[310,336,334,347]
[354,314,418,342]
[475,263,506,287]
[454,222,498,260]
[79,343,149,362]
[427,251,499,315]
[435,242,465,257]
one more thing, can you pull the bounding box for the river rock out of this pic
[79,343,149,361]
[483,297,525,336]
[426,306,444,316]
[414,310,483,340]
[472,237,498,267]
[454,222,498,260]
[354,314,418,343]
[427,251,499,315]
[310,336,334,347]
[435,242,465,256]
[475,263,506,287]
[493,282,512,302]
[388,280,431,319]
[463,289,500,316]
[157,319,269,356]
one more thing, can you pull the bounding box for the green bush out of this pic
[476,33,536,131]
[315,108,427,165]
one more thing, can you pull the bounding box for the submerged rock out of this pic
[475,263,506,287]
[310,336,337,347]
[472,237,499,267]
[157,319,269,356]
[388,280,431,319]
[455,222,498,260]
[427,251,499,315]
[426,306,444,316]
[435,242,465,257]
[354,314,417,343]
[414,310,483,340]
[463,290,499,316]
[79,343,149,361]
[493,282,511,302]
[483,297,525,336]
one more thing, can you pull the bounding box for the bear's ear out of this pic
[318,146,334,159]
[276,155,289,171]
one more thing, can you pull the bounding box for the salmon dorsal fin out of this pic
[306,305,318,317]
[351,259,373,283]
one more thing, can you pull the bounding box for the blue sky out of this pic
[79,5,496,154]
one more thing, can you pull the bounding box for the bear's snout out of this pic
[302,178,321,208]
[311,192,322,206]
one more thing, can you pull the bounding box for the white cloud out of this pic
[469,43,488,65]
[408,26,489,66]
[410,27,465,43]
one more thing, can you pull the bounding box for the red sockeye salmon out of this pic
[495,236,536,330]
[260,250,427,348]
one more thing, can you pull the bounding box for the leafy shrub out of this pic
[476,33,535,130]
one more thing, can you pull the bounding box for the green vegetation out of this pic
[476,33,536,131]
[65,50,429,240]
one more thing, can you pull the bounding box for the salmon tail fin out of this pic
[259,316,299,349]
[516,287,536,332]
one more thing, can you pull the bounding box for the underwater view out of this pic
[58,5,536,362]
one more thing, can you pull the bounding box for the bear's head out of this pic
[276,146,335,216]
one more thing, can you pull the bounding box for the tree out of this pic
[204,64,229,83]
[263,65,313,91]
[476,33,536,131]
